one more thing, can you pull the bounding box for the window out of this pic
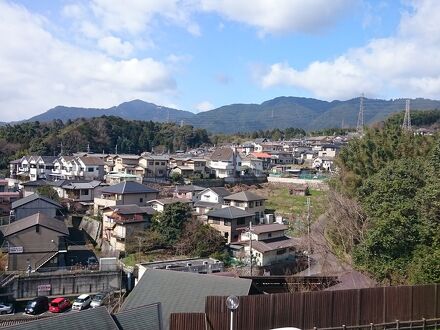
[210,219,220,224]
[155,162,159,165]
[276,249,286,255]
[139,198,144,203]
[224,232,229,239]
[237,218,245,225]
[81,189,89,196]
[268,233,272,238]
[88,167,94,172]
[148,161,154,165]
[161,162,165,165]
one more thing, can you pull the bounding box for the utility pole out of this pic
[137,237,142,262]
[356,93,364,135]
[246,222,254,276]
[306,197,311,276]
[402,99,412,131]
[115,144,118,154]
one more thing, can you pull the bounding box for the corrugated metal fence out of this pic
[171,284,439,330]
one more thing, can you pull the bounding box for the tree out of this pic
[152,202,191,246]
[175,219,226,257]
[170,172,184,184]
[36,185,60,203]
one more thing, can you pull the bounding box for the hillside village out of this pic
[0,133,363,327]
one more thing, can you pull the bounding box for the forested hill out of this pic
[0,116,210,169]
[19,97,440,133]
[327,110,440,285]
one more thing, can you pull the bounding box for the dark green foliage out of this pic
[152,202,192,246]
[170,172,184,184]
[175,219,226,257]
[331,111,440,284]
[36,185,60,203]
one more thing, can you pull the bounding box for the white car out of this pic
[0,303,13,315]
[71,294,91,311]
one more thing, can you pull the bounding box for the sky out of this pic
[0,0,440,121]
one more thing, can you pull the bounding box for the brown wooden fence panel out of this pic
[412,284,437,319]
[170,313,206,330]
[384,285,412,322]
[331,289,360,327]
[358,286,385,325]
[235,295,274,330]
[271,292,303,329]
[205,296,228,330]
[303,291,334,329]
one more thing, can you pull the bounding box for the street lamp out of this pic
[226,295,239,330]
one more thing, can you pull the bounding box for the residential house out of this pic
[138,155,169,178]
[73,157,105,180]
[0,179,7,192]
[1,212,69,271]
[241,154,264,176]
[51,156,75,180]
[105,172,143,185]
[194,187,230,214]
[94,181,159,215]
[9,158,22,179]
[318,144,339,158]
[28,156,57,181]
[172,185,205,201]
[102,204,154,252]
[269,151,294,165]
[205,206,255,243]
[238,142,255,155]
[313,156,335,171]
[11,193,63,221]
[20,180,51,197]
[0,192,21,218]
[224,191,266,222]
[147,198,192,213]
[52,180,103,202]
[250,152,272,170]
[254,142,283,153]
[113,154,142,175]
[208,148,242,178]
[169,157,207,178]
[239,223,298,267]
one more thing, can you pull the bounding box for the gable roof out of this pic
[2,306,119,330]
[199,187,230,198]
[112,303,162,330]
[174,185,205,193]
[121,269,251,330]
[251,152,272,159]
[251,223,287,234]
[148,198,192,206]
[104,204,152,215]
[78,157,106,166]
[206,206,254,219]
[11,193,62,210]
[224,191,266,202]
[2,212,68,237]
[209,148,233,161]
[20,180,51,187]
[100,181,159,195]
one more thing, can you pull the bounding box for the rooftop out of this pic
[224,191,266,202]
[100,181,159,195]
[209,148,234,161]
[206,206,254,219]
[11,193,62,209]
[250,223,288,234]
[2,212,69,237]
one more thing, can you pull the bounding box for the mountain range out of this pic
[18,97,440,133]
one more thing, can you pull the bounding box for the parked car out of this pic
[90,292,109,308]
[25,296,49,315]
[72,294,91,311]
[0,303,13,315]
[87,256,99,270]
[49,297,71,313]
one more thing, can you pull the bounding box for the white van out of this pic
[72,294,92,310]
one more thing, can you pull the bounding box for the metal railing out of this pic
[316,318,440,330]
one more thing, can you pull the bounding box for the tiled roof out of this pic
[250,236,298,253]
[199,187,230,198]
[251,223,287,234]
[100,181,159,195]
[224,191,266,202]
[112,303,161,330]
[2,212,69,237]
[104,204,153,215]
[209,148,233,161]
[148,198,192,206]
[251,152,272,158]
[121,269,251,330]
[11,193,62,209]
[79,157,106,166]
[2,306,119,330]
[174,185,205,193]
[206,206,254,219]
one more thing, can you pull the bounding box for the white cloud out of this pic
[256,0,440,100]
[0,2,176,121]
[97,36,134,58]
[195,101,214,112]
[200,0,353,35]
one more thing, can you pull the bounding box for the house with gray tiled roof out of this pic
[205,206,255,243]
[224,191,267,222]
[93,181,159,215]
[208,147,242,178]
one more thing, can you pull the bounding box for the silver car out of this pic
[0,303,13,315]
[90,292,108,308]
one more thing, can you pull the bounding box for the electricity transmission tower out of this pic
[356,94,365,135]
[402,99,412,131]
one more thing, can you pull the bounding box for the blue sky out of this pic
[0,0,439,121]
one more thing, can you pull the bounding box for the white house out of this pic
[208,148,242,179]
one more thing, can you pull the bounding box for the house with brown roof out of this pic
[75,157,106,180]
[1,212,69,271]
[138,155,169,178]
[102,205,154,252]
[208,147,242,178]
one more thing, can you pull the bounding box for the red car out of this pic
[49,297,71,313]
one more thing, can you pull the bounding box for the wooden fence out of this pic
[170,284,440,330]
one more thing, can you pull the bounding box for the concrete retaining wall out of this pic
[79,216,102,243]
[8,271,122,300]
[267,176,328,190]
